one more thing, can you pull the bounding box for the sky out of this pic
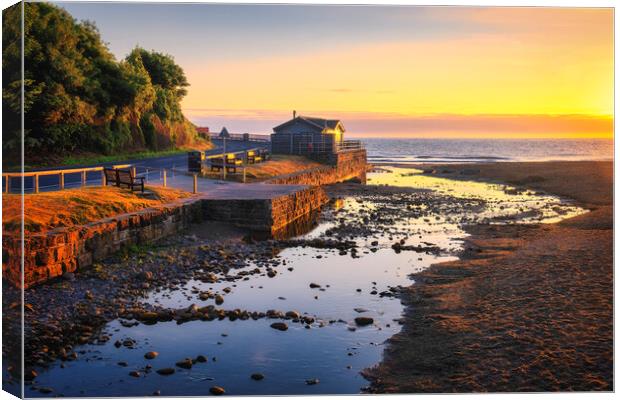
[57,2,614,138]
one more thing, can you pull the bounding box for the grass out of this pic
[2,186,194,235]
[201,155,323,182]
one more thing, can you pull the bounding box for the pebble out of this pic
[209,386,225,395]
[175,358,193,369]
[251,373,265,381]
[354,317,374,326]
[156,368,175,375]
[270,322,288,331]
[144,351,159,359]
[305,378,320,385]
[129,371,141,378]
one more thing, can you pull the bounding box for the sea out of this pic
[360,138,613,164]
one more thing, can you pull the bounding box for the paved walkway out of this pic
[157,173,308,200]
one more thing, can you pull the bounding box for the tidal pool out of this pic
[25,168,586,397]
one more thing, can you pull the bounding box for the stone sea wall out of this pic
[265,149,367,186]
[3,186,328,288]
[3,198,204,289]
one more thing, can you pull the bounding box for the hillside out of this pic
[2,2,210,167]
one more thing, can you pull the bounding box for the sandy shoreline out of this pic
[365,160,613,392]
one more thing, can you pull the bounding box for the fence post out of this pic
[145,168,149,183]
[81,171,87,187]
[101,170,106,186]
[163,169,167,187]
[131,166,136,178]
[193,174,198,194]
[34,175,39,194]
[5,176,9,194]
[243,167,246,183]
[59,172,65,190]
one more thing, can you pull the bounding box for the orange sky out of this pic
[63,4,614,138]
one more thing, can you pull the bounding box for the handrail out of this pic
[2,164,132,178]
[3,164,133,193]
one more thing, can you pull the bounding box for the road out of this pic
[5,139,269,193]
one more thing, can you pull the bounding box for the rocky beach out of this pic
[2,161,609,396]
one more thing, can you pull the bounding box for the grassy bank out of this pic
[366,161,613,392]
[2,186,194,235]
[201,155,323,182]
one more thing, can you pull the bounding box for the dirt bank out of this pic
[365,161,613,392]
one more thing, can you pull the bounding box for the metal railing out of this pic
[2,164,131,194]
[336,140,365,152]
[207,132,270,142]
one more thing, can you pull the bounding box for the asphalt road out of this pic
[5,139,269,193]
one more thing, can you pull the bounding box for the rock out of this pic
[309,283,321,289]
[38,387,53,394]
[305,378,320,385]
[156,368,175,376]
[176,358,193,369]
[209,386,225,395]
[24,370,37,381]
[153,390,161,396]
[195,355,208,363]
[62,272,75,281]
[144,351,159,359]
[140,312,159,321]
[129,371,141,378]
[84,291,94,300]
[215,295,224,305]
[285,311,300,319]
[354,308,368,313]
[270,322,288,331]
[137,271,153,281]
[251,373,264,381]
[354,317,374,326]
[117,361,128,367]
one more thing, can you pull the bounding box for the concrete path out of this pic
[159,173,308,200]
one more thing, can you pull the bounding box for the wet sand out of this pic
[365,161,613,392]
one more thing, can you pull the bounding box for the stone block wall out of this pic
[3,186,328,288]
[3,198,204,288]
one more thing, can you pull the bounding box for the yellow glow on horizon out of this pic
[181,8,613,138]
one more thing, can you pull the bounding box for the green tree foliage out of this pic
[2,2,202,164]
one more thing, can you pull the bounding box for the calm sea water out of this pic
[361,138,613,164]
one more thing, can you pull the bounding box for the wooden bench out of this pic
[103,167,145,192]
[246,150,263,164]
[210,154,243,173]
[259,149,271,161]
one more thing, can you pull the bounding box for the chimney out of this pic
[293,110,297,119]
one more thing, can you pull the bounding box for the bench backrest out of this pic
[116,169,134,183]
[104,168,118,182]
